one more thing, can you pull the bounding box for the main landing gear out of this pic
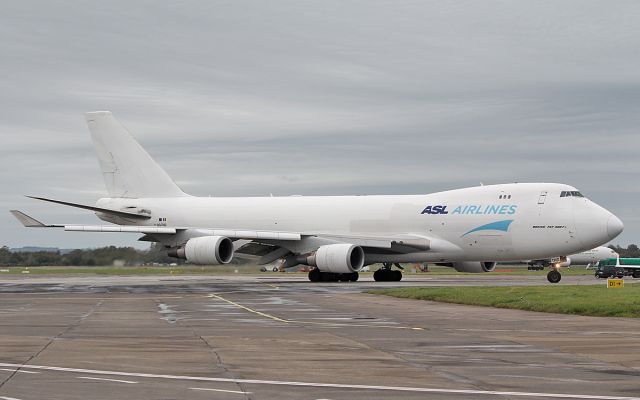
[373,263,403,282]
[308,268,359,282]
[547,269,562,283]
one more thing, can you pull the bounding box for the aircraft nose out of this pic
[607,214,624,239]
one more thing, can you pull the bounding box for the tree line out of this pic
[1,243,638,267]
[0,243,179,266]
[608,244,640,258]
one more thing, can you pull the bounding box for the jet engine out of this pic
[451,261,497,273]
[307,244,365,273]
[169,236,234,265]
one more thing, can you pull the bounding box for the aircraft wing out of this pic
[10,210,299,239]
[25,196,152,220]
[9,210,447,251]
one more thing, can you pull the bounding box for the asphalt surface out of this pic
[0,274,639,400]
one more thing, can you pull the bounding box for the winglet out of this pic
[9,210,47,227]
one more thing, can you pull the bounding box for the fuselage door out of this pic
[537,191,548,205]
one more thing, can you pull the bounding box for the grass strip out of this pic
[369,284,640,318]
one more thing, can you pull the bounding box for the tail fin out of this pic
[86,111,186,198]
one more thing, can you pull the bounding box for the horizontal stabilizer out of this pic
[27,196,151,220]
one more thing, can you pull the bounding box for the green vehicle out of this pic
[594,258,640,279]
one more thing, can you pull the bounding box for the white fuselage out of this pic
[95,182,621,264]
[568,246,618,265]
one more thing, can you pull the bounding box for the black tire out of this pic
[349,272,359,282]
[320,272,337,282]
[308,268,321,282]
[547,270,561,283]
[373,269,384,282]
[633,271,640,279]
[393,270,402,281]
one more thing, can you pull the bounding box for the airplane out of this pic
[528,246,619,271]
[10,111,624,283]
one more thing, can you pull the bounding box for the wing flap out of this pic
[311,233,431,250]
[64,225,176,234]
[197,229,301,241]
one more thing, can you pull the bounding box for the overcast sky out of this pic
[1,0,639,249]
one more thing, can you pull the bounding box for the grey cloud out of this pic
[1,0,639,249]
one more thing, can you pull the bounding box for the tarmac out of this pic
[0,274,639,400]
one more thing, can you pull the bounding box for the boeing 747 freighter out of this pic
[11,112,624,283]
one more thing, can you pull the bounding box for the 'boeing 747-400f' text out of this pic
[10,112,624,282]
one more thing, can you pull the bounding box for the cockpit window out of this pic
[560,191,585,198]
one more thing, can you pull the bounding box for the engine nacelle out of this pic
[170,236,234,265]
[308,244,365,273]
[451,261,496,273]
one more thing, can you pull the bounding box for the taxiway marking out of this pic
[207,293,424,330]
[208,294,289,323]
[190,387,252,394]
[443,345,530,349]
[78,376,138,384]
[492,375,590,383]
[0,362,638,400]
[0,368,39,374]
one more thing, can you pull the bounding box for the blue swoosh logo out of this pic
[462,220,514,236]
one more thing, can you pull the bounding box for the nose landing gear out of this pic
[547,269,562,283]
[373,263,403,282]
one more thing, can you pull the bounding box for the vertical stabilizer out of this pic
[86,111,186,198]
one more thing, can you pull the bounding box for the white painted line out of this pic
[0,396,24,400]
[443,345,530,349]
[492,375,590,383]
[0,368,40,374]
[78,376,138,384]
[0,362,638,400]
[190,387,252,394]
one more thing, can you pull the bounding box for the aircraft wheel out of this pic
[633,271,640,279]
[349,272,359,282]
[547,270,561,283]
[374,268,399,282]
[308,268,321,282]
[320,272,336,282]
[373,269,384,282]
